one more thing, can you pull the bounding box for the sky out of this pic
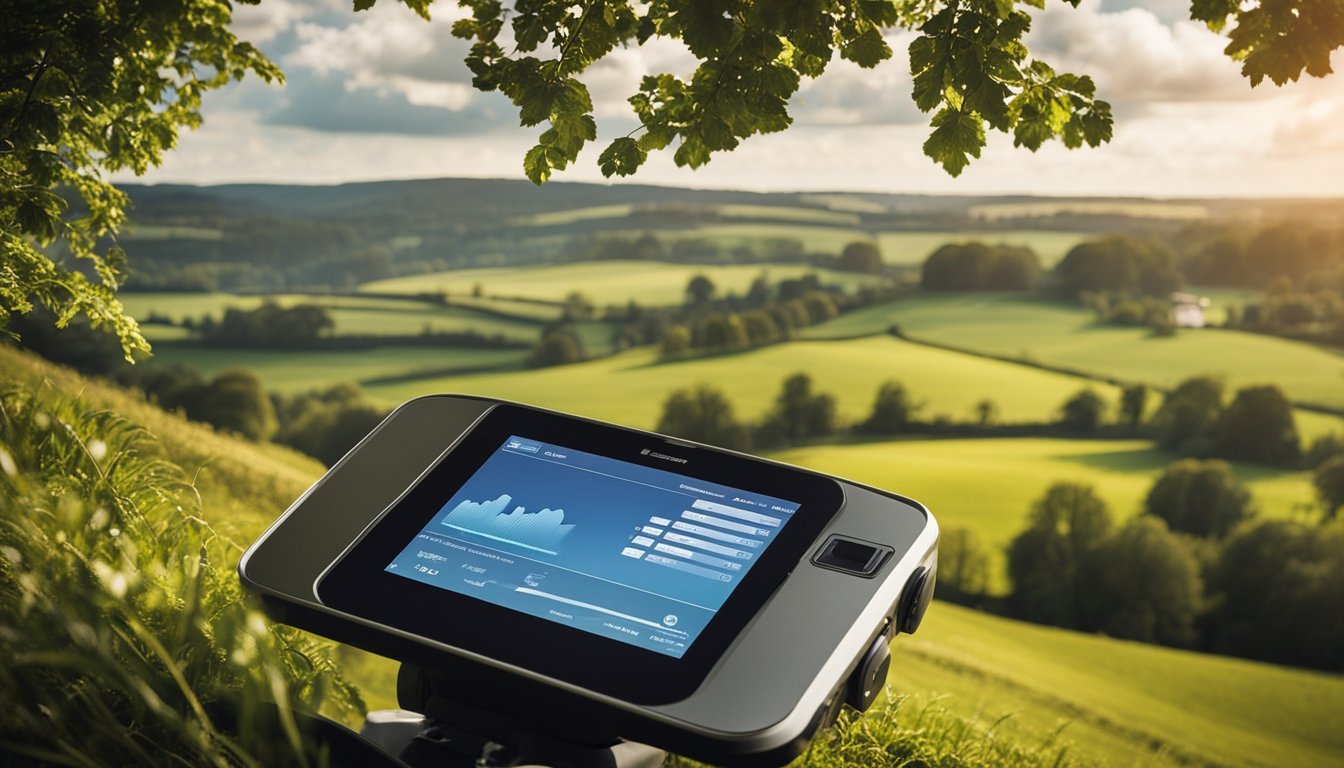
[115,0,1344,197]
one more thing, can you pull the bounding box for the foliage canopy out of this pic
[3,0,1342,357]
[1,0,281,359]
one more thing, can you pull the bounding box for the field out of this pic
[903,602,1344,768]
[967,200,1210,221]
[121,292,545,339]
[803,294,1344,412]
[361,260,885,307]
[361,336,1123,428]
[776,437,1317,592]
[146,344,529,392]
[876,230,1092,266]
[7,344,1340,768]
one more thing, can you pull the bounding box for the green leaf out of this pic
[598,137,647,177]
[840,27,892,68]
[352,0,376,11]
[922,108,985,177]
[523,144,551,184]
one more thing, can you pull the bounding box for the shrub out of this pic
[1144,459,1253,538]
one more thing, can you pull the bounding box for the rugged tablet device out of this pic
[240,395,938,767]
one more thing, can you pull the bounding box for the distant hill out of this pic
[110,176,1343,294]
[4,343,1341,767]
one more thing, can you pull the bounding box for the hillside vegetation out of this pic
[802,294,1344,411]
[362,337,1123,427]
[3,346,1340,767]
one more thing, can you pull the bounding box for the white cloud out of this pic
[230,0,334,44]
[118,1,1344,197]
[1027,1,1258,106]
[286,2,476,111]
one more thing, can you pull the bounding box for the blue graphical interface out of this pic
[385,436,801,657]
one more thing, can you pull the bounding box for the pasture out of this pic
[775,437,1318,591]
[8,344,1342,768]
[146,344,529,393]
[121,292,546,340]
[875,230,1091,266]
[361,260,885,307]
[362,336,1123,428]
[803,294,1344,413]
[905,602,1344,768]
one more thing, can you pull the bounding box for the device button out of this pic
[845,635,892,712]
[811,535,894,577]
[898,566,936,634]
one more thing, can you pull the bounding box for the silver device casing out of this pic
[239,395,938,765]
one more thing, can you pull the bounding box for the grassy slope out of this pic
[775,438,1317,592]
[361,260,883,307]
[120,292,544,340]
[362,337,1122,428]
[4,345,1341,767]
[803,294,1344,415]
[905,603,1344,768]
[144,345,529,393]
[876,230,1092,267]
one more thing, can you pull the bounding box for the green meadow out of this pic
[146,344,528,392]
[803,293,1344,411]
[876,230,1092,266]
[8,344,1340,768]
[776,437,1318,592]
[904,602,1344,768]
[121,292,545,339]
[361,260,884,307]
[362,336,1123,428]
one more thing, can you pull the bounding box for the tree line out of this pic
[920,222,1343,343]
[939,468,1344,672]
[528,267,905,366]
[654,373,1344,672]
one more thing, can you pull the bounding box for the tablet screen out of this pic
[385,435,800,658]
[316,403,842,703]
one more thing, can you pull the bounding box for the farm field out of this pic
[776,437,1317,592]
[146,344,528,392]
[513,202,863,228]
[362,336,1123,428]
[362,260,885,307]
[902,602,1344,768]
[121,292,544,339]
[876,230,1091,266]
[7,345,1343,768]
[803,293,1344,412]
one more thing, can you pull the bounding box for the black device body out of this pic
[240,395,938,766]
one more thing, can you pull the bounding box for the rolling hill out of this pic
[3,344,1340,767]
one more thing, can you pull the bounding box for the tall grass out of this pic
[665,694,1080,768]
[0,382,362,766]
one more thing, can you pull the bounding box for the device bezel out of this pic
[315,403,844,704]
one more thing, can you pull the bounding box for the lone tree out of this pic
[5,0,1342,357]
[758,372,838,447]
[836,241,884,274]
[1007,481,1112,628]
[1145,459,1253,539]
[1078,516,1202,647]
[685,274,717,306]
[1213,384,1300,466]
[858,380,921,435]
[1058,388,1106,432]
[656,383,752,452]
[1120,384,1149,430]
[1315,455,1344,521]
[1152,375,1226,452]
[937,527,991,604]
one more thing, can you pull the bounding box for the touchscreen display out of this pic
[384,435,801,658]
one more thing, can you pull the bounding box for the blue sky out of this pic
[116,0,1343,196]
